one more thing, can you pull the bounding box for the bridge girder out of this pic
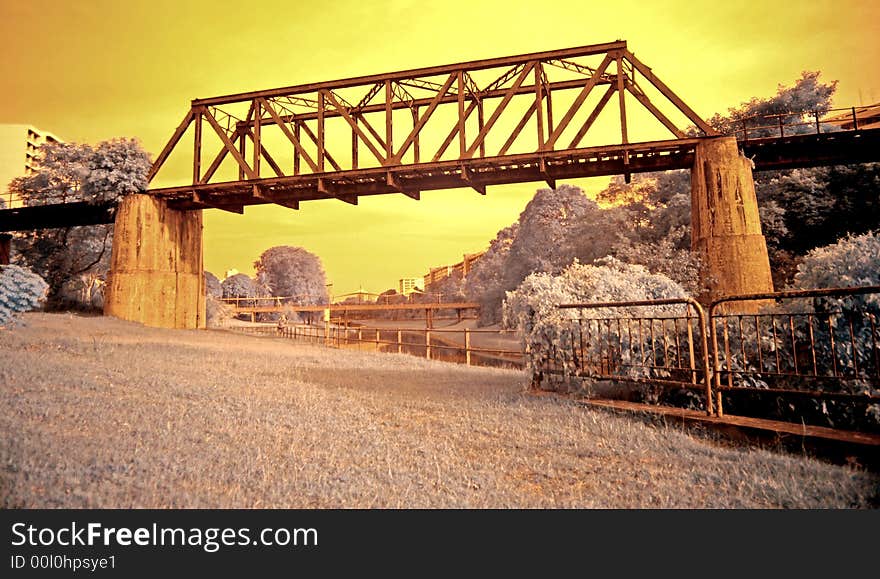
[147,40,719,210]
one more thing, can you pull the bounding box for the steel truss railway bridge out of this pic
[1,40,878,328]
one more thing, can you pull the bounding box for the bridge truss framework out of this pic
[147,40,718,212]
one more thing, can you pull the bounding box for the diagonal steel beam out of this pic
[353,112,387,153]
[148,109,194,182]
[322,89,387,164]
[299,121,342,172]
[568,84,617,148]
[432,99,478,162]
[203,107,257,179]
[245,129,285,177]
[463,62,535,158]
[626,81,686,138]
[623,49,717,136]
[390,72,457,164]
[259,98,319,173]
[499,101,537,156]
[543,54,614,150]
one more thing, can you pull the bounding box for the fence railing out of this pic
[551,298,714,414]
[540,287,880,433]
[709,287,880,429]
[220,292,470,308]
[236,323,523,369]
[732,105,872,141]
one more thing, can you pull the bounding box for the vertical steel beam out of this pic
[617,55,628,146]
[457,71,466,157]
[238,133,246,181]
[477,100,485,158]
[412,105,420,163]
[253,99,261,178]
[352,115,359,169]
[535,63,545,150]
[192,107,202,184]
[294,121,301,175]
[317,93,325,172]
[385,80,393,159]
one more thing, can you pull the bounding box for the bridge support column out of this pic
[104,194,205,329]
[691,137,773,311]
[0,233,11,265]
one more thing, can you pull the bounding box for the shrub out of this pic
[0,265,49,326]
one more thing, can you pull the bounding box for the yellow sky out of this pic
[2,0,879,294]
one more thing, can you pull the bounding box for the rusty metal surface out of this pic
[545,287,880,434]
[548,297,714,415]
[708,286,880,420]
[143,40,717,212]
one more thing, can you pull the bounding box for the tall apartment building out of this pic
[398,277,423,296]
[0,124,62,208]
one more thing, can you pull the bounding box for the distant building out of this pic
[423,251,486,292]
[398,277,423,296]
[0,124,63,208]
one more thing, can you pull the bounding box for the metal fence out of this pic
[544,298,713,414]
[237,323,523,369]
[540,287,880,432]
[709,287,880,430]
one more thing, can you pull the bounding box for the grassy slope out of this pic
[1,313,877,508]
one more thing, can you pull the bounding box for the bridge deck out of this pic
[2,129,878,232]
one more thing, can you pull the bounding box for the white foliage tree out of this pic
[254,246,328,305]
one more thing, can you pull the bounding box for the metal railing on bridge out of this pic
[733,105,878,141]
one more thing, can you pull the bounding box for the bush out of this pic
[0,265,49,326]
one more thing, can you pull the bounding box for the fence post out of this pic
[426,330,431,360]
[465,328,471,366]
[397,330,402,354]
[375,329,380,352]
[358,328,362,348]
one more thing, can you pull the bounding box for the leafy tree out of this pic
[9,138,151,307]
[13,225,113,308]
[790,231,880,292]
[9,139,150,205]
[254,246,328,304]
[221,273,259,300]
[464,223,518,324]
[700,71,838,137]
[504,185,597,284]
[205,271,222,298]
[612,227,706,296]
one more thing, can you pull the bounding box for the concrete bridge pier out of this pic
[104,194,205,329]
[691,137,774,311]
[0,233,11,265]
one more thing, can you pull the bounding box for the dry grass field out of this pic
[1,313,877,508]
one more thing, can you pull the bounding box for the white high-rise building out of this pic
[0,124,63,208]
